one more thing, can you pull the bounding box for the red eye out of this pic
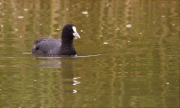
[68,27,71,31]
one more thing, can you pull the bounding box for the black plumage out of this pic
[31,24,80,56]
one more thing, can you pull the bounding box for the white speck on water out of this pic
[73,77,81,79]
[0,3,1,5]
[81,30,83,32]
[127,63,129,64]
[107,4,109,6]
[140,32,142,34]
[2,13,4,15]
[66,8,68,10]
[126,24,131,28]
[128,41,130,42]
[102,27,103,29]
[1,25,3,27]
[27,99,29,100]
[49,36,51,37]
[172,24,175,26]
[162,15,165,17]
[73,90,77,93]
[18,16,24,18]
[15,29,18,31]
[20,36,22,38]
[126,72,128,73]
[57,29,60,30]
[103,42,108,44]
[94,99,96,100]
[34,80,36,81]
[40,24,42,25]
[0,89,1,90]
[166,82,169,84]
[100,35,102,37]
[116,27,120,30]
[24,9,28,11]
[82,11,88,14]
[153,21,155,23]
[73,80,80,85]
[72,5,74,7]
[162,4,164,5]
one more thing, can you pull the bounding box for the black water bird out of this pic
[31,24,81,56]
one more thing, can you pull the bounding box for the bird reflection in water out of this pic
[34,57,80,93]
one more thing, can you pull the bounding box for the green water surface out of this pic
[1,0,179,107]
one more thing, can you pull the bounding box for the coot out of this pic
[31,24,80,56]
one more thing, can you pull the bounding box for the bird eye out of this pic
[67,27,71,31]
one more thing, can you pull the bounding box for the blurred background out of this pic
[1,0,179,107]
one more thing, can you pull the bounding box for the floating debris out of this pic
[24,9,28,11]
[82,11,88,15]
[103,42,108,44]
[18,16,24,18]
[126,24,131,28]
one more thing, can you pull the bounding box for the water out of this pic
[1,0,179,107]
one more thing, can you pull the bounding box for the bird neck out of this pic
[60,38,76,55]
[59,45,76,55]
[61,38,73,47]
[61,32,74,44]
[60,33,76,55]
